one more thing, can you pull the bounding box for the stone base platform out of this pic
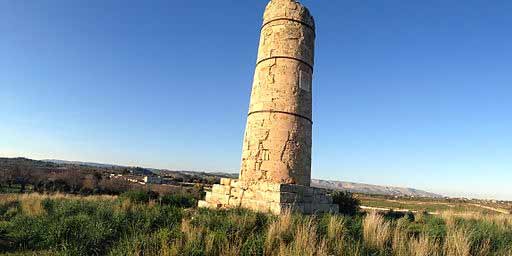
[198,178,339,215]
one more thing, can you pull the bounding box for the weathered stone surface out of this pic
[240,0,315,187]
[263,0,315,31]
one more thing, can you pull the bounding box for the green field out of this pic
[357,195,511,215]
[1,193,512,256]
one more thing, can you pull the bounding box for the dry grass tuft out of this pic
[325,214,347,255]
[363,211,391,252]
[474,238,491,256]
[392,218,411,256]
[265,209,292,255]
[285,217,321,256]
[444,226,472,256]
[20,196,45,216]
[409,234,441,256]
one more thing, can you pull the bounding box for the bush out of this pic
[0,201,20,221]
[120,190,152,203]
[420,215,446,240]
[332,191,360,216]
[160,194,196,208]
[383,210,415,221]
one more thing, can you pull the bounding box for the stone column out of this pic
[240,0,315,187]
[198,0,339,215]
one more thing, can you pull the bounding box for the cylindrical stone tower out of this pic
[199,0,338,214]
[240,0,315,187]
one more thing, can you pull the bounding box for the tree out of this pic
[0,169,14,190]
[82,174,99,194]
[12,162,33,193]
[99,178,133,195]
[58,170,84,193]
[332,191,360,216]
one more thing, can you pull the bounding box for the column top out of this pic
[263,0,315,30]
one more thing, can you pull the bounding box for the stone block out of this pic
[254,189,271,200]
[220,178,232,186]
[318,203,333,213]
[303,203,313,214]
[313,188,327,195]
[279,184,298,193]
[261,191,278,202]
[302,195,313,203]
[267,182,282,192]
[256,200,271,212]
[230,187,244,198]
[197,200,210,208]
[255,182,268,192]
[269,202,282,215]
[240,199,256,209]
[303,187,315,197]
[212,184,231,195]
[231,180,240,188]
[205,192,212,202]
[280,203,304,213]
[211,194,230,205]
[244,189,256,200]
[315,195,331,204]
[280,192,299,203]
[228,197,242,207]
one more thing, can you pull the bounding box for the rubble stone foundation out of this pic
[198,178,339,215]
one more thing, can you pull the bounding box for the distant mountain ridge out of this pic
[311,179,442,198]
[41,159,442,198]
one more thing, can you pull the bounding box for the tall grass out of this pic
[443,225,472,256]
[324,214,347,254]
[265,209,292,255]
[363,211,391,253]
[409,234,441,256]
[1,193,511,255]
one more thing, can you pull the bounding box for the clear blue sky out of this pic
[1,0,511,200]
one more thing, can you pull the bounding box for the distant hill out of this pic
[311,179,442,198]
[37,158,441,197]
[42,159,120,169]
[41,159,236,180]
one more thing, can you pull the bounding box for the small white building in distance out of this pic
[144,176,162,184]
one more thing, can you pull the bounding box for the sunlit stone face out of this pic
[239,0,315,186]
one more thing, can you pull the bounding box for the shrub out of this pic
[383,210,415,221]
[332,191,360,216]
[160,194,196,208]
[240,234,264,256]
[0,201,20,221]
[120,190,151,203]
[421,215,447,240]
